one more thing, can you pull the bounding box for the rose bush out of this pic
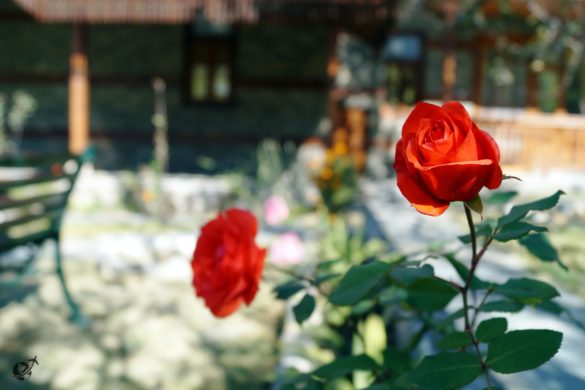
[394,101,503,216]
[192,208,266,318]
[189,103,571,389]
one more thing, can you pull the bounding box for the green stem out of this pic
[463,204,494,390]
[265,262,330,298]
[471,288,493,328]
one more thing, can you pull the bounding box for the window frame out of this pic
[183,25,237,106]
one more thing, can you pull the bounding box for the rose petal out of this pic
[244,246,266,304]
[474,126,501,161]
[225,208,258,237]
[448,123,479,162]
[473,126,503,189]
[402,102,445,139]
[396,170,450,216]
[395,140,449,216]
[417,120,456,164]
[209,296,244,318]
[418,160,495,201]
[442,101,472,132]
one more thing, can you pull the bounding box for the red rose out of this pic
[192,208,266,318]
[394,101,502,216]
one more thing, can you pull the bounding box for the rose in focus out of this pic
[192,208,266,318]
[393,101,502,216]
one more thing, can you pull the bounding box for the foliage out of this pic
[273,186,573,389]
[0,90,37,156]
[314,144,358,213]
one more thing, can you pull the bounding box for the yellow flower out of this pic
[333,142,348,156]
[320,167,334,181]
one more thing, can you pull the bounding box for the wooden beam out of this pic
[68,22,90,154]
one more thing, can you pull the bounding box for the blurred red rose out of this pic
[394,101,502,216]
[192,208,266,318]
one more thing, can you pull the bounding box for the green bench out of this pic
[0,150,90,324]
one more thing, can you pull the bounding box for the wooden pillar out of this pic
[441,0,459,101]
[346,108,366,170]
[556,61,567,113]
[68,22,90,154]
[525,68,539,112]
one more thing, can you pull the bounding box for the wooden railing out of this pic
[471,106,585,171]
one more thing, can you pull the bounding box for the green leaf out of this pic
[330,261,391,306]
[458,221,493,244]
[313,354,378,379]
[520,233,567,270]
[407,277,458,311]
[444,254,489,290]
[390,264,434,286]
[494,277,560,304]
[497,190,564,227]
[410,352,481,389]
[437,331,472,350]
[293,294,315,324]
[382,349,412,378]
[317,258,343,270]
[273,280,304,300]
[479,300,524,313]
[487,329,563,373]
[351,299,376,316]
[486,190,518,205]
[364,383,392,390]
[378,286,408,306]
[314,272,341,285]
[537,300,564,315]
[494,222,547,242]
[435,308,466,330]
[476,318,507,343]
[465,194,484,216]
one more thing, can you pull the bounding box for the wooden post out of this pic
[441,0,459,101]
[525,62,539,112]
[68,22,90,154]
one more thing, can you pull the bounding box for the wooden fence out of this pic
[471,106,585,171]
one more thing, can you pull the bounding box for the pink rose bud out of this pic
[263,195,290,226]
[269,232,305,266]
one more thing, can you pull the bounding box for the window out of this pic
[382,32,425,105]
[186,23,235,104]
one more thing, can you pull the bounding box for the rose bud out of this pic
[192,208,266,318]
[394,101,502,216]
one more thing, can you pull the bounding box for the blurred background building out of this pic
[0,0,584,172]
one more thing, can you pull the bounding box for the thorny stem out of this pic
[463,204,494,390]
